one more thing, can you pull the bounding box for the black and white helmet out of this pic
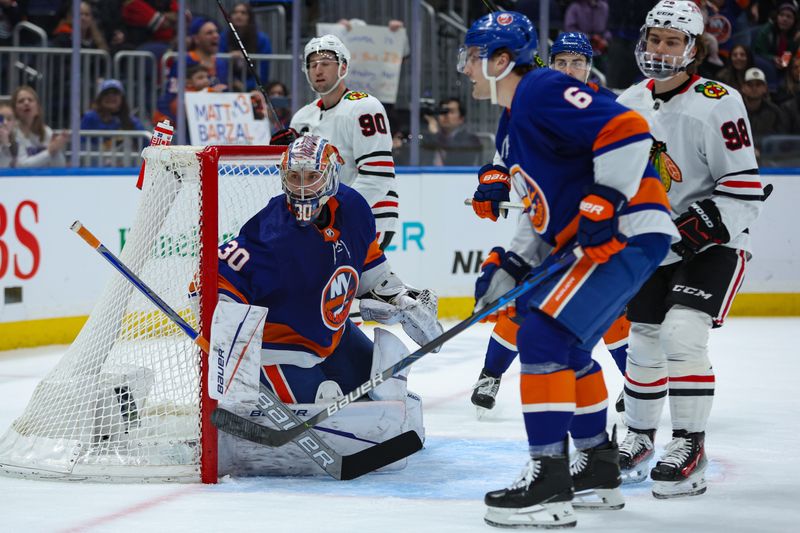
[636,0,705,80]
[302,35,351,96]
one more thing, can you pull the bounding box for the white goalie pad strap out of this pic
[369,328,410,401]
[209,300,268,401]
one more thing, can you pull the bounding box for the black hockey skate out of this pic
[618,427,656,484]
[651,430,707,499]
[485,455,577,529]
[471,368,501,420]
[570,433,624,510]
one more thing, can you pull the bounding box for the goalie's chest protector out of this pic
[218,185,381,360]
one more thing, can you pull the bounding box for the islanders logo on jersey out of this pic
[510,164,550,234]
[321,266,359,331]
[345,91,369,101]
[650,141,682,192]
[694,81,728,100]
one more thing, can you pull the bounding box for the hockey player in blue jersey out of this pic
[470,31,631,419]
[459,11,678,528]
[217,134,442,411]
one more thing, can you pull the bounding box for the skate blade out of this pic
[621,464,650,485]
[485,501,577,529]
[572,487,625,510]
[652,476,707,499]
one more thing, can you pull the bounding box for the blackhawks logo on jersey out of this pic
[650,141,682,192]
[694,81,728,99]
[345,91,369,101]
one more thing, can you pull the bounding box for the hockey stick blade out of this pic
[210,408,423,480]
[210,250,578,447]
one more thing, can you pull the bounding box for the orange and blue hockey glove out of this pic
[578,184,628,264]
[472,164,511,221]
[474,247,531,322]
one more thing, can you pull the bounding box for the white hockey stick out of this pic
[463,198,525,210]
[70,221,422,480]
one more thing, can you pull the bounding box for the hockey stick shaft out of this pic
[70,221,421,479]
[215,0,284,130]
[215,248,580,447]
[463,198,525,210]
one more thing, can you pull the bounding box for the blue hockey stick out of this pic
[211,248,580,447]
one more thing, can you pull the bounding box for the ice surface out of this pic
[1,319,798,532]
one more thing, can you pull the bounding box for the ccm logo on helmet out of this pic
[321,266,359,330]
[496,13,513,25]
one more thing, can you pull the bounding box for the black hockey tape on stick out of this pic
[480,0,501,12]
[71,220,421,480]
[212,248,580,447]
[215,0,285,130]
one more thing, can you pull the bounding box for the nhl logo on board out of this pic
[320,266,359,330]
[496,13,513,25]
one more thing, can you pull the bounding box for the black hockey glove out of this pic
[671,199,730,259]
[270,127,299,146]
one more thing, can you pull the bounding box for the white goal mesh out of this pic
[0,145,285,483]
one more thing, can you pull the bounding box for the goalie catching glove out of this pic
[360,272,444,351]
[671,198,730,259]
[474,247,531,322]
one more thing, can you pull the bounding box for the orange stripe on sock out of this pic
[520,369,576,405]
[603,314,630,345]
[540,255,594,317]
[575,369,608,409]
[263,365,296,403]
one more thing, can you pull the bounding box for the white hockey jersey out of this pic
[617,75,765,265]
[289,90,397,237]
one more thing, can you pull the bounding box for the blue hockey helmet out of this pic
[458,11,538,71]
[550,32,593,62]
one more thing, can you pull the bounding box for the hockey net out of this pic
[0,145,286,483]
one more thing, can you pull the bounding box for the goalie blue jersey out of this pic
[217,184,386,368]
[497,68,675,252]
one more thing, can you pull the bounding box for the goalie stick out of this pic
[70,221,422,480]
[212,248,580,447]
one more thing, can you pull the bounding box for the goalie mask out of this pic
[636,0,704,81]
[303,35,351,96]
[280,134,344,226]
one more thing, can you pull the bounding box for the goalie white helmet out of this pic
[303,34,351,96]
[279,134,343,226]
[635,0,705,81]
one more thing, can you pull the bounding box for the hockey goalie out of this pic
[211,134,442,476]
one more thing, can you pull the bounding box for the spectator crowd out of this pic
[2,0,800,167]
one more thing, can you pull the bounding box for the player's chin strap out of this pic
[483,58,515,105]
[309,63,348,97]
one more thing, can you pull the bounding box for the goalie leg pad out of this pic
[369,328,411,401]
